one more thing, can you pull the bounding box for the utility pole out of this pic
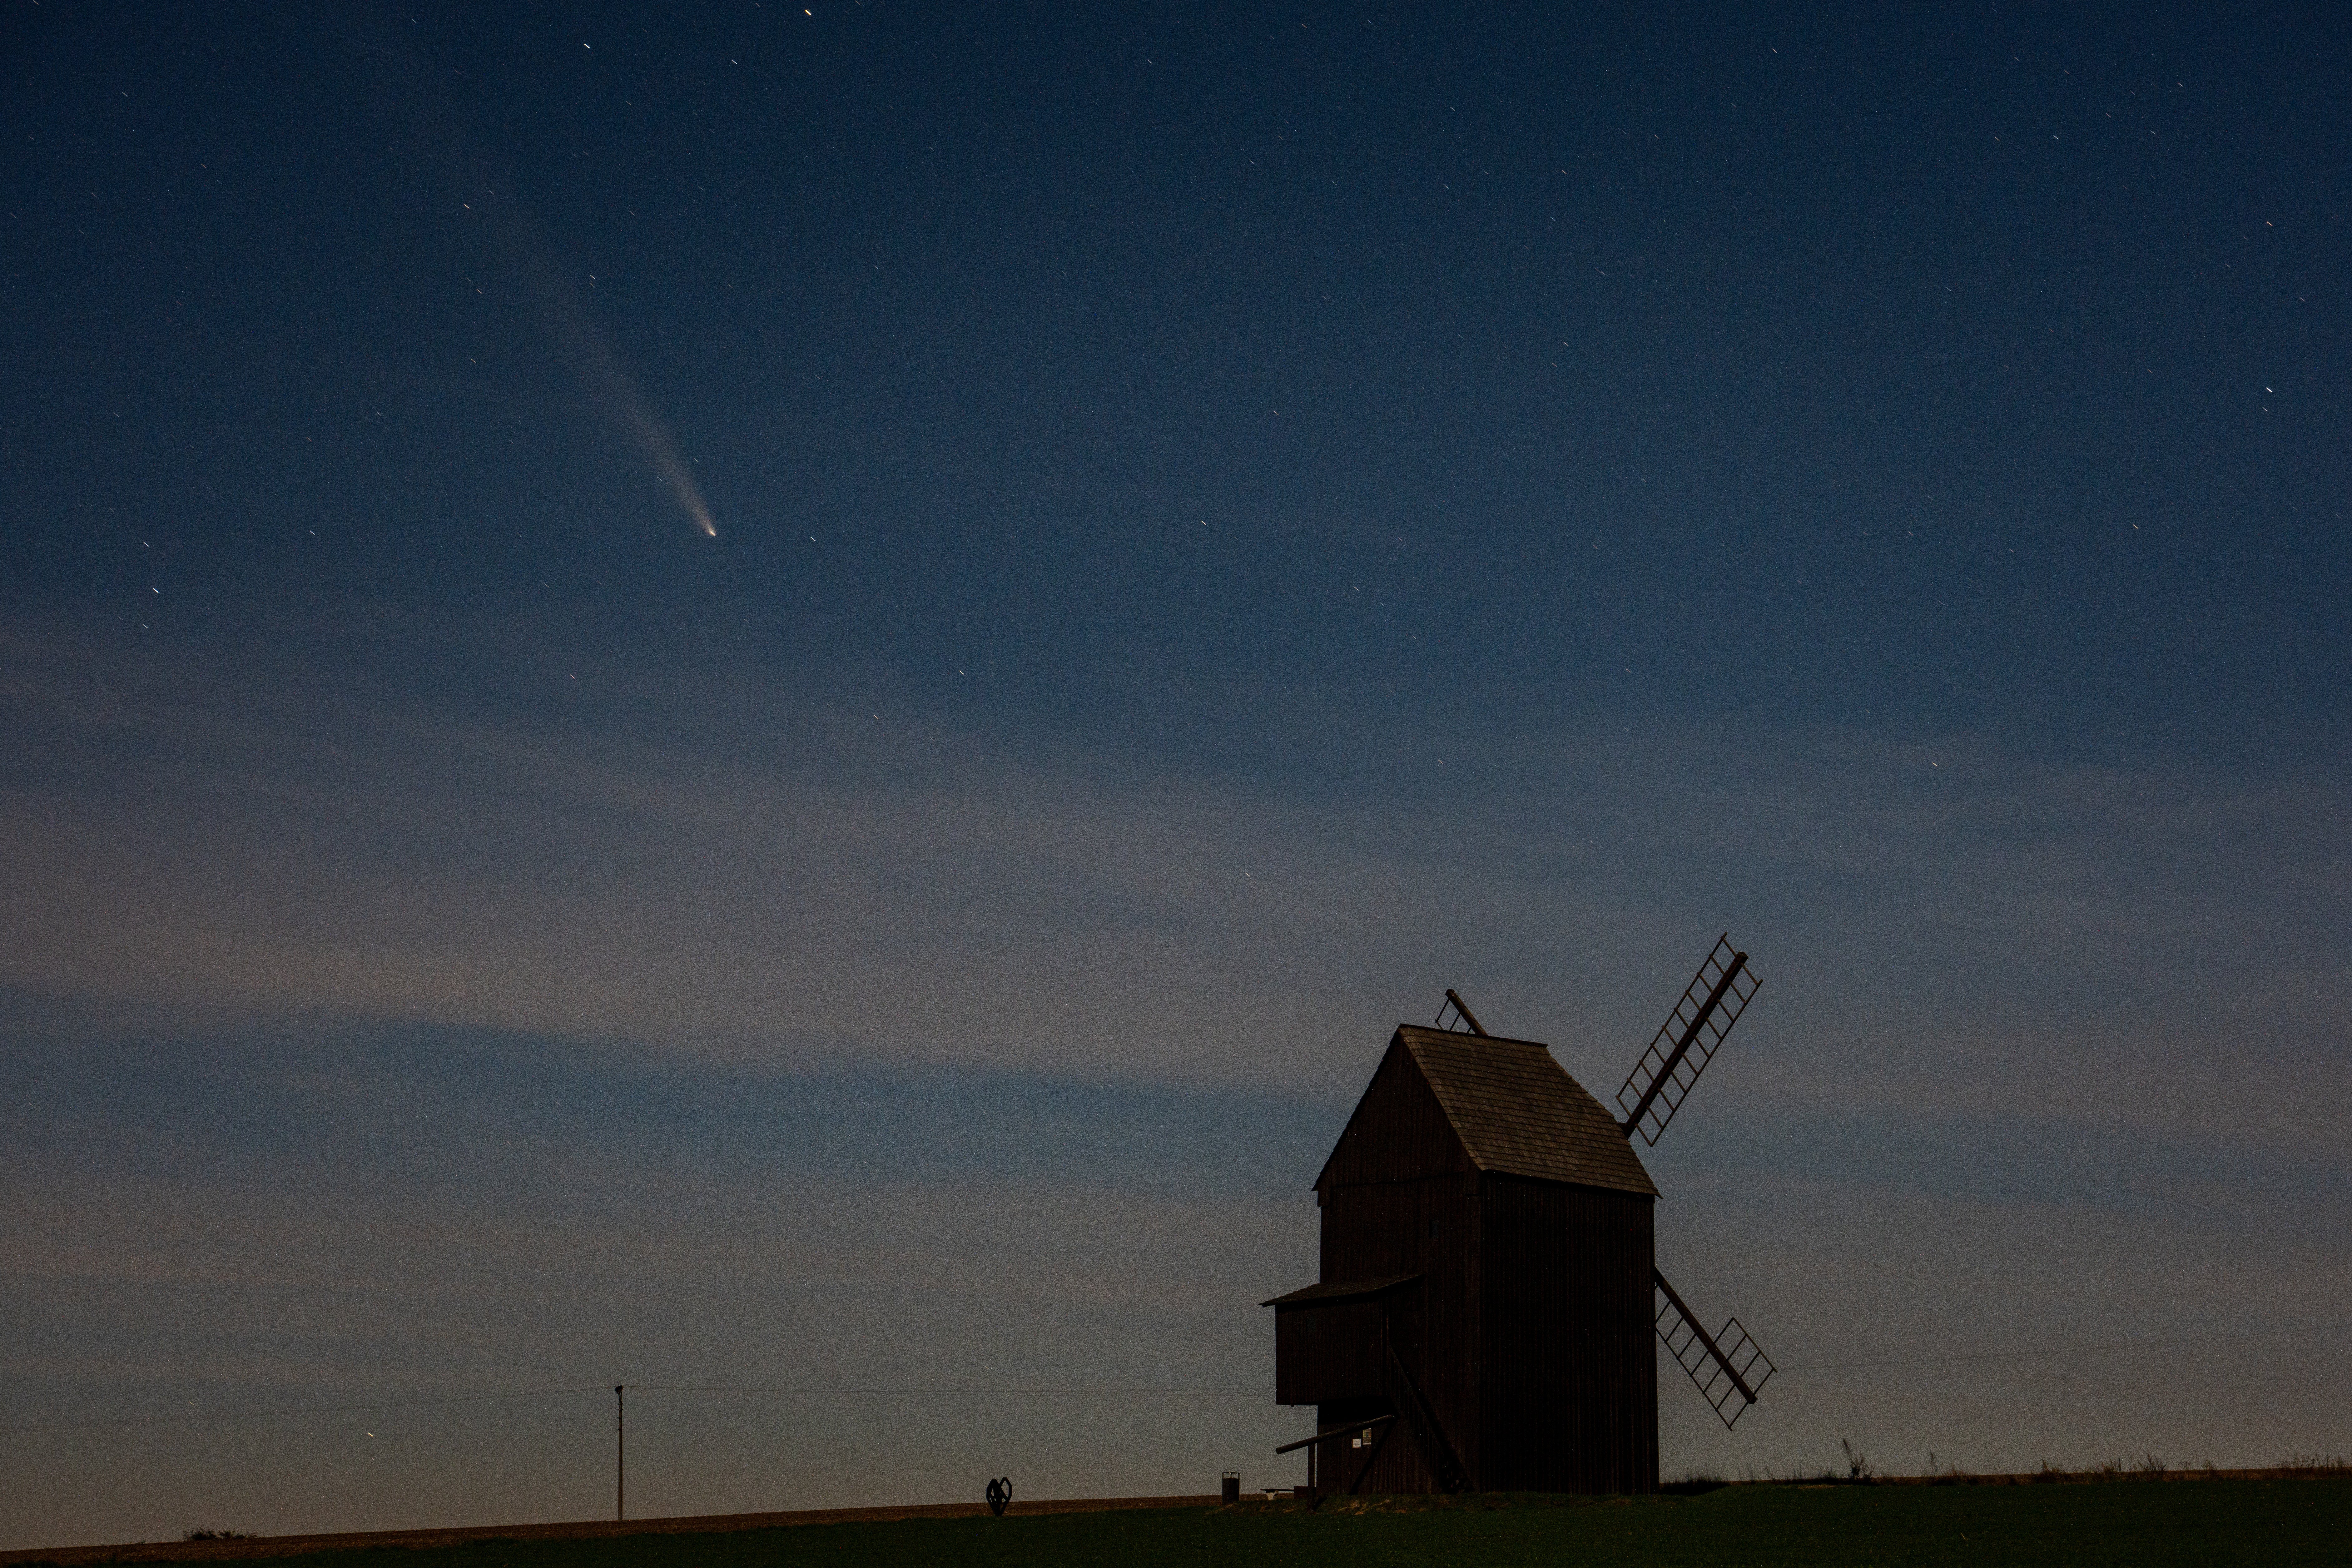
[615,1385,625,1521]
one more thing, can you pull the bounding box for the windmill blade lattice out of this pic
[1653,1268,1775,1430]
[1616,935,1760,1146]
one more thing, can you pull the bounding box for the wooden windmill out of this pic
[1263,936,1772,1496]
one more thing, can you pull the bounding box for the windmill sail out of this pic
[1435,988,1489,1037]
[1653,1266,1774,1430]
[1616,935,1760,1146]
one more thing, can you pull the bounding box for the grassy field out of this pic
[87,1480,2352,1568]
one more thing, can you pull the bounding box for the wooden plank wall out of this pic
[1313,1040,1480,1488]
[1476,1175,1659,1494]
[1273,1297,1389,1406]
[1321,1401,1439,1496]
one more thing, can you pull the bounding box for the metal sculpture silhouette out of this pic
[985,1476,1012,1517]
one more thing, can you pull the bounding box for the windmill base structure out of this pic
[1265,942,1770,1498]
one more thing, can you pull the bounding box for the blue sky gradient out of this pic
[3,0,2348,1546]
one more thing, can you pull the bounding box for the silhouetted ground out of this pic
[11,1478,2350,1567]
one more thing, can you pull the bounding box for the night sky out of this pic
[4,0,2349,1546]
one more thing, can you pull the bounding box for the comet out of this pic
[482,193,718,538]
[351,31,720,539]
[557,294,718,538]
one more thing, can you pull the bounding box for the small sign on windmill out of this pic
[1263,935,1774,1496]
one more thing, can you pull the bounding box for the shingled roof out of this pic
[1388,1025,1659,1198]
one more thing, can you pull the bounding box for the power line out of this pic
[1,1383,1273,1436]
[635,1384,1273,1397]
[1784,1319,2352,1374]
[13,1319,2344,1434]
[1,1386,611,1436]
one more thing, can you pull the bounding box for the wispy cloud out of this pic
[2,621,2345,1131]
[3,616,2349,1541]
